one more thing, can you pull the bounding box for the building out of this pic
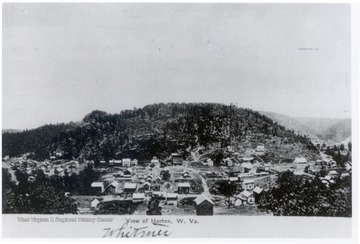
[293,157,308,164]
[54,167,65,175]
[255,145,266,155]
[132,193,145,203]
[224,158,233,167]
[131,159,138,166]
[151,157,160,165]
[171,153,183,166]
[182,171,191,178]
[145,175,153,182]
[143,182,151,191]
[91,198,101,208]
[253,186,264,203]
[123,182,137,193]
[153,176,162,184]
[206,158,214,167]
[241,162,253,173]
[242,179,255,191]
[242,155,254,162]
[122,158,131,167]
[106,181,120,195]
[238,190,255,205]
[329,170,339,179]
[177,182,191,194]
[123,168,133,178]
[91,182,105,194]
[194,195,214,215]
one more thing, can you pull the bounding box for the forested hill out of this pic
[2,103,318,161]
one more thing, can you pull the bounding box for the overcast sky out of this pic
[3,3,351,129]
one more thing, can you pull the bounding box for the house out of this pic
[177,182,191,194]
[229,177,239,182]
[242,155,253,162]
[253,186,264,203]
[241,162,253,173]
[182,172,191,178]
[143,182,151,191]
[238,190,255,205]
[106,181,120,195]
[242,179,255,191]
[145,175,153,182]
[152,165,161,178]
[206,158,214,167]
[255,145,266,155]
[132,193,145,203]
[123,168,133,178]
[28,176,36,183]
[151,157,160,165]
[54,167,65,175]
[122,158,131,167]
[164,193,178,201]
[224,158,233,167]
[341,173,350,179]
[153,176,162,184]
[329,170,339,179]
[100,160,106,165]
[113,171,124,178]
[109,159,122,165]
[91,198,101,208]
[293,157,308,164]
[123,182,137,193]
[91,182,105,194]
[131,159,138,166]
[194,195,214,216]
[171,153,183,166]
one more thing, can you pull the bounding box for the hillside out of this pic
[322,119,351,143]
[2,103,319,162]
[259,112,321,140]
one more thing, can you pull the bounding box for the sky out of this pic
[2,3,351,130]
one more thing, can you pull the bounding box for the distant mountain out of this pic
[321,119,351,143]
[259,112,351,144]
[2,103,319,161]
[2,129,23,134]
[293,117,344,135]
[259,112,321,140]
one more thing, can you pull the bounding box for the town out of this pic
[2,141,352,216]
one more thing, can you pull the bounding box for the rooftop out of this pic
[194,195,214,205]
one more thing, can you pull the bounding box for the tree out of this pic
[304,165,310,173]
[217,181,238,209]
[146,196,162,215]
[262,170,351,217]
[340,144,345,151]
[161,170,171,181]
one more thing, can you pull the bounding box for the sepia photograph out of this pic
[1,2,358,240]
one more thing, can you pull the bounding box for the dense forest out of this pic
[261,170,351,217]
[2,103,317,161]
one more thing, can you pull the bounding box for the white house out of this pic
[122,158,131,167]
[132,193,145,203]
[293,157,308,164]
[91,198,101,208]
[329,170,338,179]
[91,182,105,194]
[255,145,266,155]
[131,159,138,166]
[242,179,255,191]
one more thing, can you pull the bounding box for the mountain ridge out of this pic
[2,103,319,162]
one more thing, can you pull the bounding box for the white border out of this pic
[0,1,359,244]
